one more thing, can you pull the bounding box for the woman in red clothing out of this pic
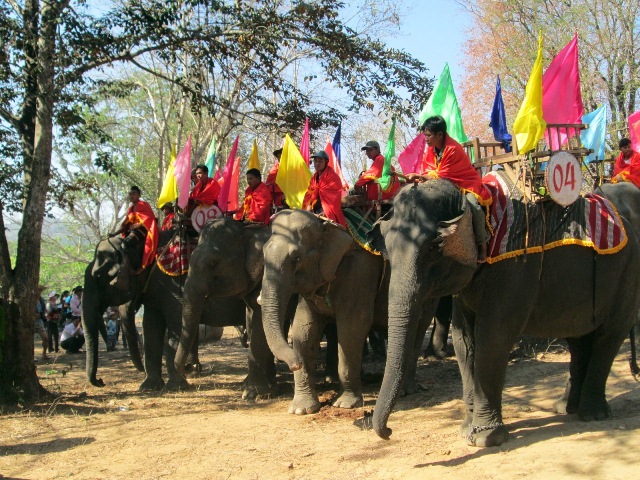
[302,150,346,228]
[407,116,492,262]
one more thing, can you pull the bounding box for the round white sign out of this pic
[545,152,581,206]
[192,204,223,232]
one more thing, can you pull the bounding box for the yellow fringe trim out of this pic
[156,259,188,277]
[346,224,382,256]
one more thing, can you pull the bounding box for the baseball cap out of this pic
[361,141,380,151]
[48,291,58,298]
[311,150,329,161]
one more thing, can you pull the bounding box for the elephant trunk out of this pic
[175,281,205,376]
[373,264,421,439]
[82,274,106,387]
[260,278,302,371]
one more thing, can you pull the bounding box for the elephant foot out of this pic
[423,345,448,360]
[288,394,321,415]
[164,377,191,392]
[139,376,165,392]
[399,380,427,397]
[460,412,473,438]
[578,399,611,421]
[90,377,105,388]
[242,375,278,401]
[553,396,579,415]
[466,423,509,447]
[332,391,364,409]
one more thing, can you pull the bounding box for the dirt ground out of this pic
[1,329,639,480]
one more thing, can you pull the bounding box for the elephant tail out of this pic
[630,327,640,380]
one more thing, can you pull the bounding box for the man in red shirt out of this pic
[188,164,221,213]
[612,138,640,187]
[354,140,400,201]
[160,203,175,231]
[266,148,285,208]
[111,186,159,269]
[234,169,273,224]
[303,151,346,227]
[407,116,492,262]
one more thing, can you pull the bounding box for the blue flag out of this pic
[332,124,342,167]
[489,75,513,152]
[581,105,607,163]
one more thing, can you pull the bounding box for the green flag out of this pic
[419,63,469,144]
[204,136,216,174]
[377,118,396,191]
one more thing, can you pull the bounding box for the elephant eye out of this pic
[293,255,301,263]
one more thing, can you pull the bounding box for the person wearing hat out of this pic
[265,148,285,208]
[34,285,49,360]
[234,168,273,224]
[109,186,159,270]
[355,140,401,202]
[406,115,492,262]
[160,202,175,231]
[45,291,61,353]
[302,150,347,227]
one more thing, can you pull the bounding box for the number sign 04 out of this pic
[545,152,581,206]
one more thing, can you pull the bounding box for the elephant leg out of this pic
[289,299,324,415]
[323,323,339,384]
[164,310,190,392]
[451,301,475,437]
[424,296,452,359]
[243,294,277,401]
[332,316,368,409]
[554,333,594,415]
[467,313,512,448]
[578,325,629,421]
[401,299,437,396]
[139,307,165,391]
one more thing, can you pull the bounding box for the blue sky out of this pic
[384,1,471,85]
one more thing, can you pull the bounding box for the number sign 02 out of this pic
[545,152,581,206]
[192,204,223,232]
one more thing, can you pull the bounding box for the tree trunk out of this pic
[0,0,68,403]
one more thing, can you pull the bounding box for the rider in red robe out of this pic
[160,203,175,231]
[266,148,285,207]
[612,138,640,188]
[189,164,221,206]
[303,151,346,228]
[111,186,159,269]
[234,169,273,224]
[355,140,400,201]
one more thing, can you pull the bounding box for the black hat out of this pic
[161,202,174,210]
[311,150,329,161]
[361,141,380,151]
[273,148,283,158]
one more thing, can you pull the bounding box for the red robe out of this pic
[355,154,401,201]
[265,162,284,207]
[417,135,492,206]
[612,150,640,188]
[161,212,175,231]
[190,177,221,205]
[125,200,159,268]
[234,182,272,224]
[302,166,347,227]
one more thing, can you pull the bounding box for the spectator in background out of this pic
[61,290,71,326]
[35,286,49,361]
[60,317,85,354]
[45,291,61,353]
[106,312,117,351]
[70,285,83,322]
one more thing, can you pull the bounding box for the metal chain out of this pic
[467,422,505,443]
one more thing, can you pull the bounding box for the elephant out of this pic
[261,209,434,415]
[369,179,640,447]
[174,217,290,400]
[83,229,246,391]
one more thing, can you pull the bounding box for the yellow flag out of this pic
[275,134,312,209]
[513,32,547,154]
[248,139,260,170]
[157,145,178,208]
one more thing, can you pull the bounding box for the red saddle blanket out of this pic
[156,236,197,276]
[482,171,627,264]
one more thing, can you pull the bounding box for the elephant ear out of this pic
[434,206,477,269]
[367,209,393,260]
[319,222,354,284]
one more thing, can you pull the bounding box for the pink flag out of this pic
[542,34,584,150]
[217,136,239,212]
[227,156,241,212]
[173,135,193,209]
[300,117,310,166]
[398,133,426,175]
[325,138,349,195]
[629,110,640,152]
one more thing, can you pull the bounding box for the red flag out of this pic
[228,156,241,212]
[398,133,426,175]
[218,136,239,212]
[300,117,310,166]
[629,110,640,152]
[325,137,349,195]
[542,34,584,149]
[174,135,192,209]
